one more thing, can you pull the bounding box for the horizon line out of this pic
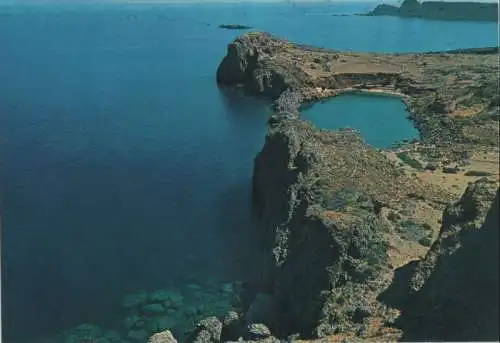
[0,0,497,5]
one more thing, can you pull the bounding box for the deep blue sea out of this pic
[0,2,497,342]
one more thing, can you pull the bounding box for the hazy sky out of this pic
[0,0,496,3]
[0,0,496,4]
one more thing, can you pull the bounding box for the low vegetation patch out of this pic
[387,211,402,222]
[418,235,433,247]
[396,153,423,170]
[397,219,431,242]
[442,166,459,174]
[464,170,492,177]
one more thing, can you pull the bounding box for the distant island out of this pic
[218,24,253,30]
[366,0,498,21]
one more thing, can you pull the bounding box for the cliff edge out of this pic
[216,32,499,151]
[250,117,447,339]
[214,33,499,341]
[382,178,499,341]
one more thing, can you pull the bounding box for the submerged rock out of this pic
[123,292,149,309]
[149,290,179,303]
[128,329,149,342]
[34,324,126,343]
[143,303,167,316]
[118,282,238,343]
[124,315,147,331]
[149,316,179,333]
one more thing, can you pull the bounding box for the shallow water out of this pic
[302,93,419,148]
[0,2,497,341]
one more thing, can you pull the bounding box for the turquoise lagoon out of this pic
[302,92,419,148]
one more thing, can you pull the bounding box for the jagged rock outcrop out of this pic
[216,33,304,99]
[367,0,498,21]
[249,117,445,338]
[410,178,498,291]
[273,89,303,117]
[244,323,273,341]
[389,179,499,341]
[186,316,223,343]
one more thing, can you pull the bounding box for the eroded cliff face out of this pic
[250,118,499,340]
[216,33,303,99]
[393,179,499,341]
[410,178,498,291]
[250,117,443,339]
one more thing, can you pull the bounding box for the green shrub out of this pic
[418,236,433,247]
[408,192,426,201]
[396,153,423,170]
[442,166,459,174]
[387,211,401,222]
[464,170,492,177]
[424,163,438,171]
[422,223,432,231]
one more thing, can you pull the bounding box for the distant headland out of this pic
[366,0,498,21]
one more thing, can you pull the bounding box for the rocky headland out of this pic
[213,32,499,341]
[216,32,499,155]
[366,0,498,21]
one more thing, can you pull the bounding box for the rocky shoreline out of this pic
[216,32,499,157]
[212,32,499,342]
